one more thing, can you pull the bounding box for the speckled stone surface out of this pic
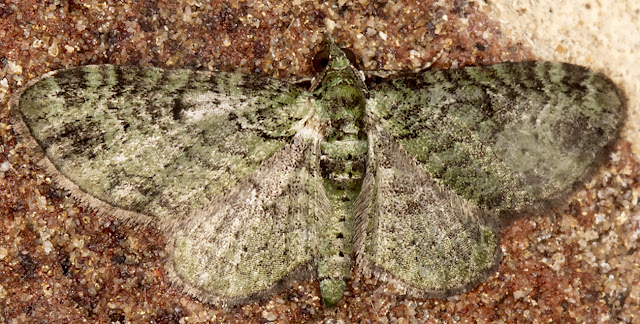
[0,0,638,323]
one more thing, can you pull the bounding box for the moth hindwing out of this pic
[10,38,625,307]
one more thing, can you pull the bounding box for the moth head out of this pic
[312,36,359,73]
[309,35,365,92]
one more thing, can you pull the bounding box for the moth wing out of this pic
[10,65,312,224]
[367,62,625,214]
[354,124,501,297]
[169,131,326,305]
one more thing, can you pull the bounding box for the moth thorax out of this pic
[320,71,365,137]
[325,84,364,120]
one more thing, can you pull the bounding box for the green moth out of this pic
[10,37,624,308]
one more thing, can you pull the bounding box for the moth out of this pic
[10,37,625,307]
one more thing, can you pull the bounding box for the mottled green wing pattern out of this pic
[368,62,624,214]
[354,124,500,297]
[12,65,311,221]
[170,131,326,305]
[10,44,626,308]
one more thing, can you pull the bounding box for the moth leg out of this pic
[363,49,444,79]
